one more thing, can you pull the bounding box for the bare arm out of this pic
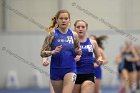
[128,48,139,62]
[40,31,55,58]
[99,48,108,64]
[90,39,102,62]
[73,31,82,55]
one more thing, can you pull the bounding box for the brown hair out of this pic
[90,35,108,49]
[74,20,88,29]
[47,9,70,32]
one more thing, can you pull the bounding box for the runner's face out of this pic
[75,21,87,37]
[57,13,70,29]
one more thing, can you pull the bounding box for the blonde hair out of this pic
[74,20,88,29]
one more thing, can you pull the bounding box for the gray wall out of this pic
[0,31,50,88]
[0,0,4,30]
[0,0,140,89]
[0,0,140,31]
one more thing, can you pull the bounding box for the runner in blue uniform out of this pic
[72,20,103,93]
[40,10,82,93]
[90,35,108,93]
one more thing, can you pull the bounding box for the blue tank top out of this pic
[76,38,96,74]
[50,28,76,68]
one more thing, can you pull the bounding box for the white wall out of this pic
[5,0,58,31]
[0,0,140,89]
[0,31,50,88]
[62,0,125,31]
[0,0,4,30]
[132,0,140,30]
[2,0,140,31]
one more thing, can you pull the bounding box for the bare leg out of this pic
[119,73,124,93]
[138,71,140,89]
[129,71,137,93]
[122,69,129,93]
[51,80,63,93]
[62,73,76,93]
[95,79,101,93]
[72,84,81,93]
[50,82,55,93]
[81,81,95,93]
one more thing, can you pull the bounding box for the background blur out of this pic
[0,0,140,93]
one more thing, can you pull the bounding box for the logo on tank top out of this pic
[81,45,93,52]
[57,36,74,44]
[67,36,74,44]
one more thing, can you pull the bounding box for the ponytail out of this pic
[90,35,108,49]
[47,17,58,32]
